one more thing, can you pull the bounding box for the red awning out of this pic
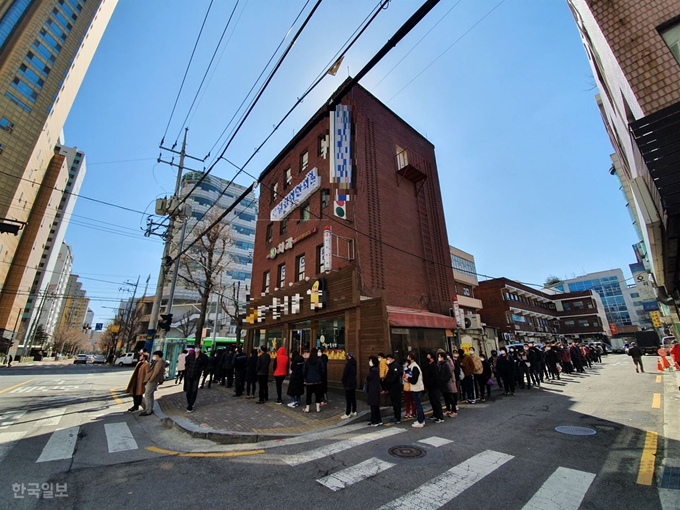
[387,306,457,329]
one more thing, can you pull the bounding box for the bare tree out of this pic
[52,324,88,355]
[177,311,197,339]
[181,211,234,347]
[220,281,246,346]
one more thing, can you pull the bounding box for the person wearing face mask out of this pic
[125,352,149,412]
[496,348,516,395]
[384,354,403,424]
[302,348,325,413]
[404,351,425,427]
[184,346,208,413]
[140,351,165,416]
[423,352,445,423]
[545,345,560,380]
[366,355,382,426]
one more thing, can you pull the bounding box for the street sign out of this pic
[95,323,103,331]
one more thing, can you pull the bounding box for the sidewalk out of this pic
[154,379,372,444]
[659,364,680,509]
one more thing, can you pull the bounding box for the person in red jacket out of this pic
[273,347,290,405]
[670,341,680,367]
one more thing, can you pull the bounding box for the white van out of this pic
[115,352,137,366]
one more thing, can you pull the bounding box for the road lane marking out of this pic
[317,457,395,491]
[0,378,35,394]
[0,431,27,464]
[105,423,138,453]
[376,450,513,509]
[0,411,26,429]
[283,427,406,467]
[653,393,662,409]
[36,426,79,463]
[418,436,453,448]
[656,375,662,383]
[146,446,264,458]
[36,408,66,428]
[109,388,124,406]
[637,431,658,485]
[521,467,595,510]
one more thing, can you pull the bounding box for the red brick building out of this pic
[476,278,610,344]
[243,81,456,384]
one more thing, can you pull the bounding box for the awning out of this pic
[387,306,457,329]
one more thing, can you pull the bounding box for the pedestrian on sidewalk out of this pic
[319,347,329,405]
[459,350,477,403]
[287,351,305,407]
[273,347,290,405]
[303,348,325,413]
[7,354,12,367]
[545,345,560,380]
[628,342,644,373]
[141,351,165,416]
[424,353,445,423]
[184,347,208,413]
[478,354,492,401]
[437,350,456,417]
[245,349,258,399]
[403,359,416,419]
[201,352,216,389]
[233,348,248,396]
[378,353,388,392]
[561,344,573,374]
[175,349,187,385]
[366,355,382,426]
[404,351,425,427]
[340,352,357,418]
[256,346,271,404]
[385,353,403,424]
[496,348,515,395]
[223,347,236,388]
[125,352,149,412]
[448,351,461,416]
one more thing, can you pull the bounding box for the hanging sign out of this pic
[267,228,318,260]
[323,226,332,272]
[270,167,320,221]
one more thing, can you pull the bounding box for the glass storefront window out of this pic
[253,329,283,354]
[317,318,345,359]
[291,321,311,355]
[390,327,448,366]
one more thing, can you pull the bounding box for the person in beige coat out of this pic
[125,353,149,412]
[140,351,165,416]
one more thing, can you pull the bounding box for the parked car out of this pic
[73,354,89,365]
[115,352,137,366]
[88,355,106,365]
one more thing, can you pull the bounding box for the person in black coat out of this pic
[201,352,216,389]
[340,353,358,418]
[184,348,208,412]
[287,351,305,407]
[366,355,382,426]
[423,353,444,422]
[233,348,248,396]
[384,353,403,424]
[255,346,271,404]
[303,348,325,412]
[222,348,236,388]
[245,349,258,398]
[544,345,560,380]
[319,347,329,404]
[496,348,516,395]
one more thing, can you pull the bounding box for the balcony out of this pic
[396,148,427,192]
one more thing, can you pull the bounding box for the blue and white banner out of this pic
[330,104,352,219]
[270,167,320,221]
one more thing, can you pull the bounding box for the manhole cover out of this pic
[555,426,597,436]
[388,445,427,459]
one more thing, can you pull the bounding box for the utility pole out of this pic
[123,276,140,352]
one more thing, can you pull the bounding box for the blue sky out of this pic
[62,0,639,325]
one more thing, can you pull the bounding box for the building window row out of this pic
[57,0,79,22]
[270,149,312,203]
[451,254,476,276]
[10,78,37,103]
[18,64,44,90]
[0,0,33,51]
[31,39,56,64]
[25,51,51,78]
[263,246,326,292]
[503,290,554,310]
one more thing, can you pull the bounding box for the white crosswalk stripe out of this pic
[317,457,396,491]
[36,408,66,428]
[0,411,26,429]
[283,427,406,467]
[521,467,595,510]
[105,422,138,453]
[418,436,452,448]
[0,431,27,464]
[36,426,79,463]
[376,450,514,510]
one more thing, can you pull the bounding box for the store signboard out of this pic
[267,227,318,260]
[323,226,332,272]
[270,167,320,221]
[245,278,327,324]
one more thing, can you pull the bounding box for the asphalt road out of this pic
[0,355,669,510]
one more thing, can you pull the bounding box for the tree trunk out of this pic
[195,289,210,348]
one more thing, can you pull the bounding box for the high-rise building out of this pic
[170,172,258,337]
[0,0,117,342]
[566,0,680,317]
[58,273,87,329]
[40,240,72,338]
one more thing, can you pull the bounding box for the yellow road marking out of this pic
[656,375,662,383]
[652,393,661,409]
[637,431,658,485]
[146,446,264,458]
[109,388,124,406]
[0,378,35,394]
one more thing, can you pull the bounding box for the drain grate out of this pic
[388,445,427,459]
[555,426,597,436]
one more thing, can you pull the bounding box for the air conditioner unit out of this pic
[464,314,482,330]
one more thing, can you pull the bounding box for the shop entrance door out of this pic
[291,320,312,355]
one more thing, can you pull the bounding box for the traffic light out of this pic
[82,324,91,331]
[158,314,173,332]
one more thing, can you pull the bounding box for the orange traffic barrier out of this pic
[662,356,672,369]
[675,361,680,371]
[658,358,664,372]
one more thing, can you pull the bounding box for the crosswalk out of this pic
[296,428,598,509]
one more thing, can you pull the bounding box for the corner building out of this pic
[244,81,457,384]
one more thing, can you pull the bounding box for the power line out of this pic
[160,0,215,145]
[387,0,508,103]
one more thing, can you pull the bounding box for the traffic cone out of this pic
[675,361,680,371]
[663,356,671,369]
[658,358,664,372]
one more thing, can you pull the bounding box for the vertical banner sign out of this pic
[323,226,333,273]
[452,298,462,329]
[330,104,352,219]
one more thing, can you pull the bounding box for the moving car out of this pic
[116,352,137,366]
[88,355,106,365]
[73,354,89,365]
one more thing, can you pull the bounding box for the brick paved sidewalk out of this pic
[155,378,367,440]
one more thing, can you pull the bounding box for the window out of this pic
[18,64,44,89]
[234,240,254,250]
[233,225,255,236]
[300,201,311,221]
[237,211,256,222]
[0,117,13,132]
[573,301,584,309]
[266,223,273,243]
[296,254,306,281]
[226,271,249,281]
[45,18,67,42]
[299,150,308,173]
[587,302,593,309]
[0,0,33,50]
[0,143,4,154]
[65,0,83,13]
[318,133,328,157]
[277,263,286,288]
[317,318,345,350]
[450,254,477,277]
[564,320,575,327]
[58,0,78,21]
[284,168,292,188]
[51,8,73,32]
[661,21,680,65]
[231,254,252,265]
[321,189,330,210]
[578,319,589,327]
[11,78,37,102]
[593,320,599,327]
[562,302,571,311]
[39,28,62,53]
[316,244,325,274]
[31,40,56,64]
[280,218,287,235]
[25,52,51,77]
[271,182,278,203]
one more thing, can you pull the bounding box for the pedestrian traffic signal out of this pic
[158,314,173,332]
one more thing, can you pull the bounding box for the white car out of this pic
[73,354,89,365]
[116,353,137,366]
